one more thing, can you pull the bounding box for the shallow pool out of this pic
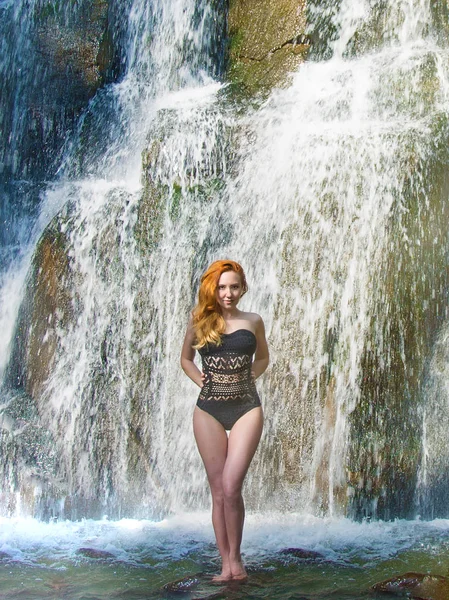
[1,513,448,599]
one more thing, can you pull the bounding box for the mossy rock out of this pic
[348,116,449,520]
[227,0,310,97]
[7,224,74,401]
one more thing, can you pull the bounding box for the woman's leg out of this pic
[222,406,263,579]
[193,406,231,580]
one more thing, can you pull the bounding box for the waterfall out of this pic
[1,0,449,521]
[0,0,229,519]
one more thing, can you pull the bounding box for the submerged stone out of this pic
[372,572,449,599]
[76,548,115,560]
[163,573,204,592]
[280,548,324,560]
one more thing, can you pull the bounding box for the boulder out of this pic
[6,225,72,400]
[163,573,204,592]
[372,572,449,600]
[347,116,449,520]
[76,547,115,560]
[227,0,310,96]
[280,548,324,560]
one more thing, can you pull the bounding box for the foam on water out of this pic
[1,513,449,567]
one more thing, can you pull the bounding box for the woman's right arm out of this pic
[181,319,204,387]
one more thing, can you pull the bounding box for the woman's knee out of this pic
[210,481,225,505]
[222,478,243,504]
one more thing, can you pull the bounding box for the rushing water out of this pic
[2,0,449,596]
[2,514,449,599]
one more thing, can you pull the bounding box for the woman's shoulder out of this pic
[247,311,262,320]
[239,311,264,327]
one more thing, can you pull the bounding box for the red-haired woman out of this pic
[181,260,269,582]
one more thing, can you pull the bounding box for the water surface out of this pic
[1,513,448,598]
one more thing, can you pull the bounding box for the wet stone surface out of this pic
[372,572,449,600]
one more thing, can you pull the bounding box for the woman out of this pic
[181,259,269,582]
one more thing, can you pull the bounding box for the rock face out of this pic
[372,572,449,600]
[36,1,115,98]
[7,0,449,526]
[1,0,121,182]
[8,226,73,400]
[347,127,449,520]
[227,0,309,95]
[31,0,120,175]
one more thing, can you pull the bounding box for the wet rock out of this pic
[312,375,348,513]
[372,572,449,599]
[6,224,73,401]
[36,1,112,96]
[280,548,324,560]
[163,573,204,592]
[227,0,309,96]
[347,116,449,520]
[76,547,115,560]
[192,594,229,600]
[3,0,121,181]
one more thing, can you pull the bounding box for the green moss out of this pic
[228,27,244,57]
[135,182,164,254]
[227,46,308,98]
[37,3,59,18]
[169,183,182,221]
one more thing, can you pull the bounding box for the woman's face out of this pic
[216,270,243,311]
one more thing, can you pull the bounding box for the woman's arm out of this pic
[181,319,203,387]
[252,316,269,379]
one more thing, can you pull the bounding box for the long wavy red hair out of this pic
[192,259,248,348]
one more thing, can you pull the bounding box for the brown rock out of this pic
[36,1,112,95]
[372,572,449,600]
[162,573,203,592]
[5,222,74,407]
[76,548,115,560]
[280,547,324,560]
[227,0,309,95]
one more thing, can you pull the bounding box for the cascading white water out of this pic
[0,0,41,377]
[0,0,231,519]
[2,0,449,521]
[417,321,449,518]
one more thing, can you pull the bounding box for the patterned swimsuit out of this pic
[197,329,261,430]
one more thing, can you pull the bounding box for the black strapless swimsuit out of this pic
[197,329,261,430]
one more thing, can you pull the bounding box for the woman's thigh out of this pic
[193,406,229,489]
[223,407,263,492]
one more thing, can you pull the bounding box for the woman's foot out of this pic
[211,572,233,583]
[211,565,233,583]
[230,559,248,581]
